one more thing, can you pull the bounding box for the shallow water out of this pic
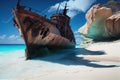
[0,44,80,52]
[0,44,26,52]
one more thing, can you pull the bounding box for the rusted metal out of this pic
[12,1,76,59]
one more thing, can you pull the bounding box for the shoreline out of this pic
[0,40,120,80]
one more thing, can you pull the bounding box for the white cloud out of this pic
[74,31,82,44]
[48,0,96,18]
[74,30,80,38]
[74,30,79,34]
[0,34,24,44]
[8,35,19,40]
[0,34,6,39]
[8,34,24,44]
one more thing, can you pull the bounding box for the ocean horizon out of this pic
[0,44,80,52]
[0,44,26,52]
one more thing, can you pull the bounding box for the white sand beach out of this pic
[0,41,120,80]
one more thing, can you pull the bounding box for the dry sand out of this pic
[0,41,120,80]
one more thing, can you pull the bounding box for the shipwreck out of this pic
[12,0,76,59]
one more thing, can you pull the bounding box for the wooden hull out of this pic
[12,8,75,59]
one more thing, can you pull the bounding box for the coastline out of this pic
[0,41,120,80]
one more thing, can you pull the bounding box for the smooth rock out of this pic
[79,4,112,40]
[106,12,120,38]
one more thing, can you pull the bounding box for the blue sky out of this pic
[0,0,120,44]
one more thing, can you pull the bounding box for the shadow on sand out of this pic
[31,48,117,68]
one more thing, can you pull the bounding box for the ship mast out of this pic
[56,3,61,14]
[16,0,21,9]
[63,3,68,15]
[63,3,68,38]
[17,0,20,5]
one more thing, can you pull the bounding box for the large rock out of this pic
[106,12,120,38]
[79,4,112,40]
[79,1,120,40]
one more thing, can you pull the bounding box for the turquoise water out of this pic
[0,44,79,53]
[0,44,26,52]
